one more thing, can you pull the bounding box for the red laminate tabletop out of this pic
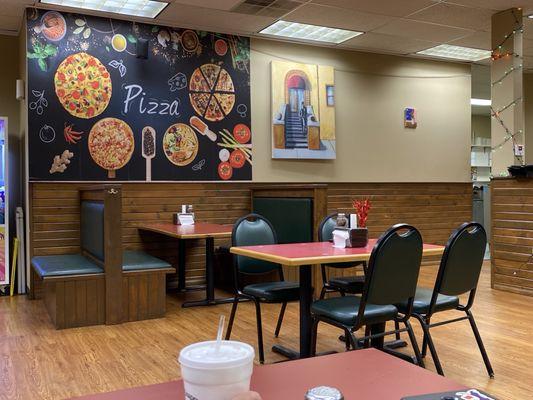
[138,222,233,239]
[230,240,445,266]
[72,349,465,400]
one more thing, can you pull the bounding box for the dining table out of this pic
[230,239,445,360]
[72,349,466,400]
[138,222,233,308]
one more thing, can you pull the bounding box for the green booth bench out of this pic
[30,185,175,329]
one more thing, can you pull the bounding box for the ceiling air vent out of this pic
[232,0,302,18]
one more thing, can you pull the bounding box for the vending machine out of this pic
[0,117,8,286]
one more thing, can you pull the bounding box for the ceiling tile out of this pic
[284,3,393,32]
[158,3,275,34]
[340,32,437,54]
[449,31,491,50]
[169,0,248,11]
[408,2,493,31]
[310,0,438,18]
[443,1,530,12]
[373,19,474,43]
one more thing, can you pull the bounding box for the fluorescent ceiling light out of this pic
[471,98,491,106]
[39,0,169,19]
[259,20,363,44]
[417,44,491,62]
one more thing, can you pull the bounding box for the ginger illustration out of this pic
[50,150,74,174]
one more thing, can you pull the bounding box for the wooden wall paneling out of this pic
[30,182,472,298]
[491,178,533,296]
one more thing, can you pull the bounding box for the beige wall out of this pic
[251,38,471,183]
[472,115,491,139]
[0,35,20,136]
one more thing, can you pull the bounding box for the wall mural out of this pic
[271,60,335,159]
[26,9,252,181]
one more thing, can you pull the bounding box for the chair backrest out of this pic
[318,213,338,242]
[81,201,105,261]
[362,224,423,306]
[434,222,487,297]
[232,213,280,275]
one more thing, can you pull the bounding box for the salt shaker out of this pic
[336,213,348,228]
[305,386,344,400]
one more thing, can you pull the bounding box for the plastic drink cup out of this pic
[179,340,255,400]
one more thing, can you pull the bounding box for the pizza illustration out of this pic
[189,64,235,122]
[88,118,134,178]
[54,52,112,119]
[163,123,198,167]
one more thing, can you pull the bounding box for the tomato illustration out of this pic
[229,149,246,169]
[233,124,251,144]
[218,161,233,180]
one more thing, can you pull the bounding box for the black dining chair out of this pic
[318,213,367,299]
[225,213,300,364]
[310,223,424,366]
[395,222,494,378]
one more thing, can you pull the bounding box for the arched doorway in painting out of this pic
[285,71,311,112]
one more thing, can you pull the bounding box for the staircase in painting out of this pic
[284,110,308,149]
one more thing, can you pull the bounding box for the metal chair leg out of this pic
[405,320,425,368]
[414,314,444,376]
[466,310,494,378]
[319,287,327,300]
[344,329,351,351]
[421,316,430,357]
[394,321,401,341]
[274,302,287,338]
[310,318,319,356]
[225,297,239,340]
[348,331,360,350]
[253,299,265,364]
[363,325,371,348]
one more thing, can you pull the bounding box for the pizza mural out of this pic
[26,9,251,181]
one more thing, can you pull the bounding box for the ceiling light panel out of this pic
[416,44,491,62]
[471,98,491,106]
[39,0,168,18]
[259,20,363,44]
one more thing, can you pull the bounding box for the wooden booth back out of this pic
[30,182,472,296]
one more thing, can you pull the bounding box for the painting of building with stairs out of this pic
[271,60,336,159]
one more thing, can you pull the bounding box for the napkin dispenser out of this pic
[173,213,195,225]
[332,227,368,248]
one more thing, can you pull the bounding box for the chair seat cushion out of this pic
[123,251,172,271]
[328,275,365,293]
[312,296,398,326]
[242,281,300,302]
[32,255,103,278]
[396,287,459,315]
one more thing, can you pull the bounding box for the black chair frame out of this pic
[311,224,424,366]
[225,213,291,364]
[318,212,367,299]
[413,222,494,378]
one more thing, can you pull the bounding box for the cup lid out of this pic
[179,340,255,369]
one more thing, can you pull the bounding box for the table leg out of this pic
[177,239,186,292]
[182,237,234,308]
[272,264,313,360]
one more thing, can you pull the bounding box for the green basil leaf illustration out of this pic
[38,58,47,72]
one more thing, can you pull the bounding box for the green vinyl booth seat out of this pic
[32,254,104,278]
[123,250,172,271]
